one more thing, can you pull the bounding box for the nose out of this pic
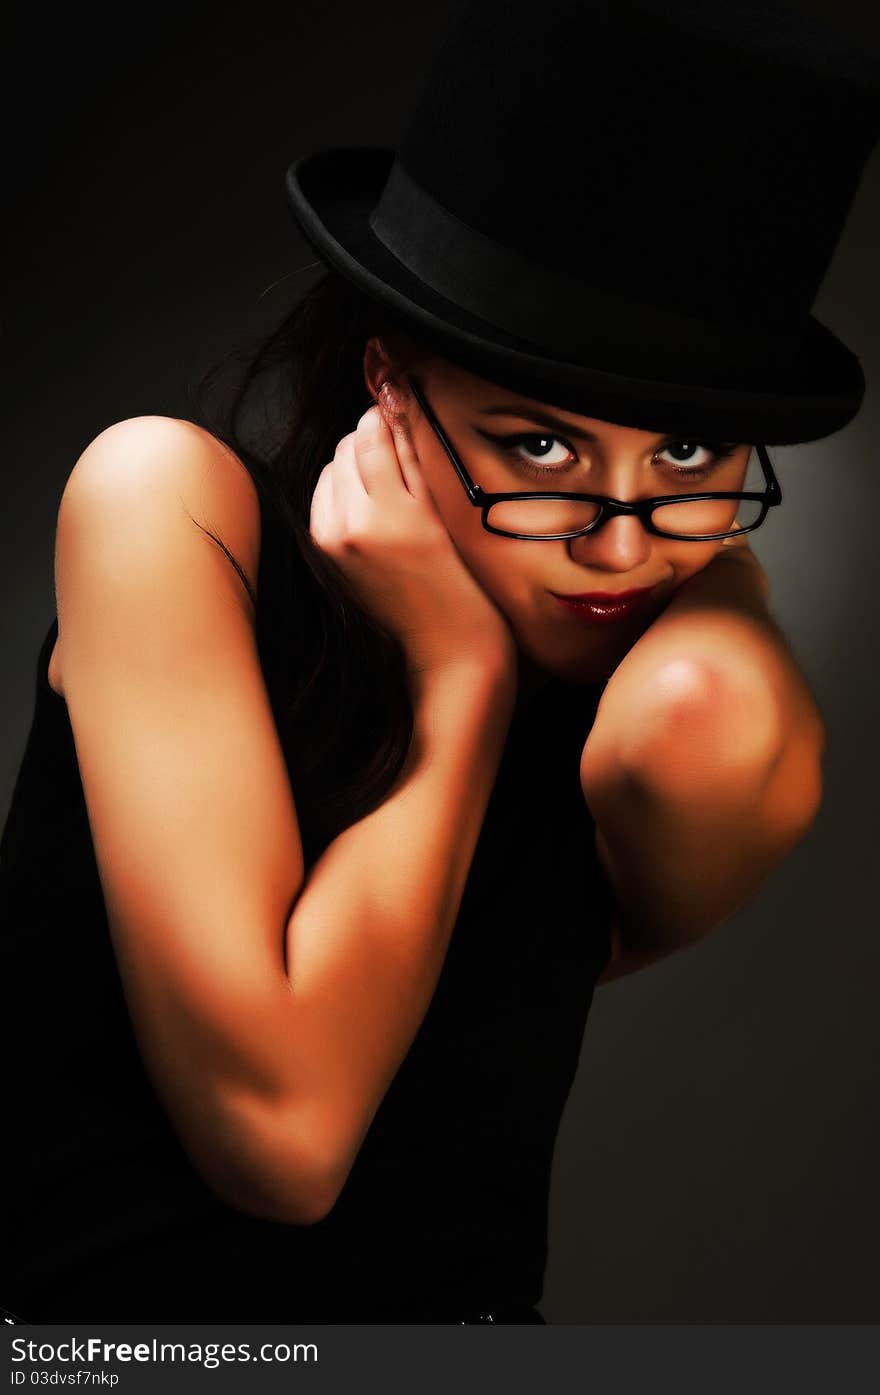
[567,512,653,574]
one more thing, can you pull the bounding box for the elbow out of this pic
[614,656,789,801]
[192,1089,349,1227]
[214,1174,342,1228]
[209,1159,343,1227]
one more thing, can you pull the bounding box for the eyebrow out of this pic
[476,404,742,451]
[476,403,601,442]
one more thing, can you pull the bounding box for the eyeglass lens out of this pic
[486,491,764,539]
[487,447,769,539]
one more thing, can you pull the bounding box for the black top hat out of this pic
[286,0,880,444]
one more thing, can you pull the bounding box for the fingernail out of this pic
[379,382,410,436]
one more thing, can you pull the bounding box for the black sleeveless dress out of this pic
[0,468,615,1323]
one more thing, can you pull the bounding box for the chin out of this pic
[511,592,656,687]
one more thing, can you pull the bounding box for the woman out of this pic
[1,0,877,1323]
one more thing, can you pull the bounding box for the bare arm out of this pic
[581,544,825,984]
[56,416,516,1227]
[269,660,517,1219]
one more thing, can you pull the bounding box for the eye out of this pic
[480,428,738,482]
[655,441,737,476]
[482,430,577,475]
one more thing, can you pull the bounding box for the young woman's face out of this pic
[395,355,753,685]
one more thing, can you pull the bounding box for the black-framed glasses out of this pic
[405,373,782,543]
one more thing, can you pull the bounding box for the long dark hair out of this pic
[185,268,434,869]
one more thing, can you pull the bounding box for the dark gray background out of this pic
[3,1,878,1322]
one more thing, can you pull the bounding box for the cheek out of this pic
[416,433,470,524]
[456,530,532,604]
[427,492,533,607]
[416,438,526,590]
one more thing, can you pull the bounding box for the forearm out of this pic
[588,724,819,953]
[269,658,516,1208]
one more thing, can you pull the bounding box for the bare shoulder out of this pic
[58,414,260,584]
[50,415,261,697]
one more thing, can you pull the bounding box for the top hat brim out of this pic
[286,147,866,446]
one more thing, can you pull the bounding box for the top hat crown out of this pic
[287,0,880,443]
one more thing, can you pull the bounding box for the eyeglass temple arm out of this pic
[405,372,484,499]
[756,443,782,503]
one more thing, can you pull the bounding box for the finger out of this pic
[331,430,369,531]
[352,404,409,502]
[309,462,335,543]
[375,385,433,503]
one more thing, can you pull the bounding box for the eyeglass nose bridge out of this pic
[571,495,648,536]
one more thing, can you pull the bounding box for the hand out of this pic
[309,385,518,682]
